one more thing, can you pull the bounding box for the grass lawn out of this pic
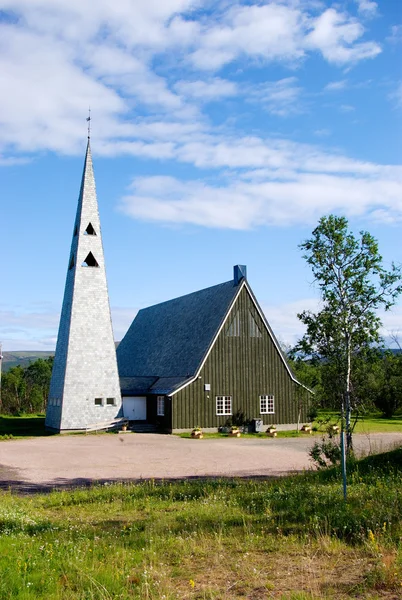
[314,411,402,434]
[0,448,401,599]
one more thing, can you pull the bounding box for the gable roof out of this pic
[117,279,241,393]
[117,271,311,397]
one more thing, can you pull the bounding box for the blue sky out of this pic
[1,0,401,351]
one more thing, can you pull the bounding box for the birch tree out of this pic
[296,215,402,452]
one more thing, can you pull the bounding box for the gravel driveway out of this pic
[0,432,401,493]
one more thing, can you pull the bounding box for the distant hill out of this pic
[1,351,55,372]
[2,345,121,372]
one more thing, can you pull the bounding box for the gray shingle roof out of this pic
[117,280,240,394]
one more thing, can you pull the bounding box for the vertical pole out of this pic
[0,342,3,412]
[341,402,347,501]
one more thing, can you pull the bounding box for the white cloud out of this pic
[251,77,302,116]
[174,78,238,101]
[119,146,402,229]
[0,1,383,159]
[387,24,402,44]
[0,308,60,351]
[355,0,378,18]
[324,79,347,91]
[306,8,381,64]
[262,299,402,349]
[389,81,402,110]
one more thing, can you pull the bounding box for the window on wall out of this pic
[216,396,232,415]
[226,311,240,336]
[157,396,165,416]
[249,311,262,337]
[260,395,274,414]
[106,398,116,406]
[94,397,103,406]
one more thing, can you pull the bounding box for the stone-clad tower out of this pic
[46,140,122,431]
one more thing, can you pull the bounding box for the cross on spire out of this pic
[86,108,91,139]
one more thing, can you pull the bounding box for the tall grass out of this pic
[0,448,401,598]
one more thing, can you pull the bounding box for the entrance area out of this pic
[123,396,147,421]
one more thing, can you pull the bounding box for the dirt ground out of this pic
[0,432,401,493]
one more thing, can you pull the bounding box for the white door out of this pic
[123,396,147,420]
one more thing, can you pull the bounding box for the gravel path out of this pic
[0,432,401,493]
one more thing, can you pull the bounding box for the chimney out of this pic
[234,265,247,285]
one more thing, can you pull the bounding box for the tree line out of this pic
[0,357,54,415]
[290,349,402,420]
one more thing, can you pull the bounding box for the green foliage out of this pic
[309,437,342,469]
[0,448,401,598]
[295,215,402,447]
[0,415,48,437]
[1,357,53,415]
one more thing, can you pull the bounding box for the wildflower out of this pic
[189,579,195,588]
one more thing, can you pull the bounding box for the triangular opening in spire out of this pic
[226,310,240,337]
[84,223,96,236]
[249,311,262,337]
[68,254,75,270]
[81,252,99,268]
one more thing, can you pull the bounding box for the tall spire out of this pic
[46,138,122,431]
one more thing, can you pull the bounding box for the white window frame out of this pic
[260,395,275,414]
[157,396,165,416]
[216,396,232,416]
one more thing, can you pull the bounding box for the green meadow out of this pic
[0,448,401,599]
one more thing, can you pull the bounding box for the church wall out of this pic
[171,286,310,430]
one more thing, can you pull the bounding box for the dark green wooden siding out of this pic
[172,285,310,429]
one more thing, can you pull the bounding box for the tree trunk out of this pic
[345,334,353,453]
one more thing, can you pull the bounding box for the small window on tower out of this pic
[84,223,96,235]
[106,397,116,406]
[95,398,103,406]
[68,254,75,270]
[82,252,99,267]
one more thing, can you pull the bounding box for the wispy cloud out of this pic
[251,77,303,117]
[174,78,238,101]
[389,81,402,110]
[119,141,402,229]
[355,0,378,18]
[324,79,347,91]
[0,1,383,160]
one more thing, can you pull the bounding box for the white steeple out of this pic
[46,140,122,431]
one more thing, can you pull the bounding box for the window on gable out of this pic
[157,396,165,416]
[82,252,99,267]
[249,311,262,338]
[226,311,240,337]
[216,396,232,415]
[84,222,96,235]
[260,395,274,414]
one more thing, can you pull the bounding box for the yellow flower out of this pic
[189,579,195,588]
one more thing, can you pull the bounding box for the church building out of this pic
[46,140,310,433]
